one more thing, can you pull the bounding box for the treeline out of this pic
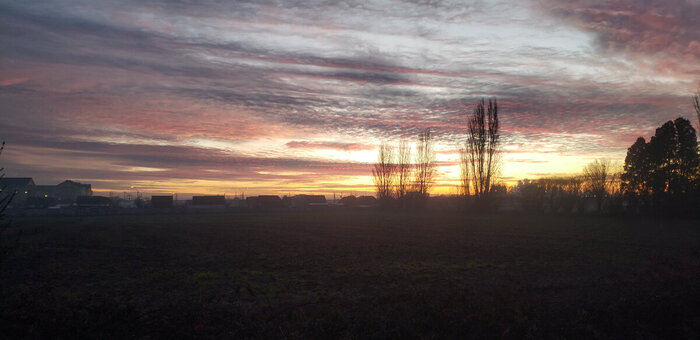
[373,98,700,217]
[517,117,699,216]
[514,160,620,215]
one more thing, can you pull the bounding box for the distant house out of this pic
[55,180,92,201]
[188,195,227,212]
[246,195,283,210]
[0,178,95,208]
[338,195,358,207]
[291,195,327,210]
[35,180,92,202]
[151,195,174,209]
[192,195,226,206]
[0,177,36,207]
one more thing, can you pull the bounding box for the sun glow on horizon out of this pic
[84,144,622,199]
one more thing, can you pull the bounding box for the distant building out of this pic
[1,178,95,208]
[338,195,358,207]
[246,195,283,210]
[56,180,92,200]
[291,195,327,210]
[188,195,226,212]
[36,180,92,202]
[192,195,226,206]
[151,195,174,209]
[0,177,36,208]
[356,196,377,208]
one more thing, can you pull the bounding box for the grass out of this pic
[1,211,699,338]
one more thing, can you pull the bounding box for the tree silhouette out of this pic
[647,118,698,196]
[459,146,470,196]
[582,159,614,212]
[395,139,412,203]
[413,128,436,198]
[671,118,699,195]
[622,117,699,214]
[466,98,501,198]
[372,142,396,203]
[621,137,651,198]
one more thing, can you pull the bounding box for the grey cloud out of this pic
[536,0,700,73]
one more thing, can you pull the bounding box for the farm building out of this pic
[246,195,283,210]
[191,195,226,206]
[190,195,226,211]
[338,195,358,207]
[36,180,92,202]
[291,195,327,210]
[151,195,174,209]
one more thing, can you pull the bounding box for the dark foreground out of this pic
[1,212,699,338]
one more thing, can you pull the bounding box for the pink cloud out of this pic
[538,0,700,75]
[285,141,375,151]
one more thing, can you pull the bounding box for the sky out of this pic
[1,0,699,198]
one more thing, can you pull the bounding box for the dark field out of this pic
[1,212,699,338]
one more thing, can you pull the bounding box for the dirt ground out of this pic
[1,211,699,338]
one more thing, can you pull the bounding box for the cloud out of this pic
[285,141,375,151]
[535,0,700,75]
[1,133,373,193]
[1,0,697,193]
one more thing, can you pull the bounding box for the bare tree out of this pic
[466,98,501,198]
[372,142,396,201]
[582,159,612,212]
[413,129,436,197]
[459,147,470,196]
[395,139,412,200]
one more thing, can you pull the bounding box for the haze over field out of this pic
[1,0,698,197]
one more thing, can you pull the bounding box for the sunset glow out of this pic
[1,0,698,198]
